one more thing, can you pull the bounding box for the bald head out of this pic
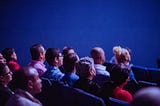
[11,66,42,95]
[90,47,105,64]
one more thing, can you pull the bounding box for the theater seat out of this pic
[109,97,130,106]
[131,66,149,81]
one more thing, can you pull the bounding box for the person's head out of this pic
[114,47,131,64]
[62,46,75,56]
[110,65,129,87]
[132,87,160,106]
[76,57,96,79]
[0,63,12,87]
[45,48,63,67]
[157,57,160,68]
[90,47,105,64]
[2,48,17,62]
[12,66,42,96]
[63,53,79,73]
[30,44,46,62]
[0,53,6,64]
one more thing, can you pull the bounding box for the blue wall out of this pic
[0,0,160,67]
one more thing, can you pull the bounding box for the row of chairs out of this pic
[131,65,160,83]
[36,77,106,106]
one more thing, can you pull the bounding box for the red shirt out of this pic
[8,61,20,72]
[113,87,133,103]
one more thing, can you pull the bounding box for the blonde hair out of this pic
[113,46,122,56]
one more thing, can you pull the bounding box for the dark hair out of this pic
[157,57,160,68]
[62,46,74,56]
[45,48,61,65]
[110,65,129,86]
[63,53,78,72]
[30,44,44,60]
[2,48,15,62]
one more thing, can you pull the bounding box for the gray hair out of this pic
[76,57,95,78]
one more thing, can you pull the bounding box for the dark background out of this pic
[0,0,160,67]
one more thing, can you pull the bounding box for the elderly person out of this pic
[90,47,110,77]
[73,57,100,96]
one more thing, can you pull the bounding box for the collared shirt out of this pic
[6,89,42,106]
[28,60,47,76]
[94,64,110,77]
[42,66,64,81]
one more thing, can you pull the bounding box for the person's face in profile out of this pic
[31,69,42,94]
[0,53,6,64]
[0,65,12,85]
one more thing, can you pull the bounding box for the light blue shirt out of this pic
[62,72,79,86]
[42,66,64,81]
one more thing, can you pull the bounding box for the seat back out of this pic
[148,68,160,83]
[109,97,130,106]
[93,74,110,87]
[131,66,149,81]
[138,80,157,89]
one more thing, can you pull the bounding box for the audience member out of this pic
[59,46,76,73]
[0,63,13,106]
[73,57,100,96]
[6,66,42,106]
[131,87,160,106]
[100,65,133,103]
[90,47,110,77]
[157,57,160,68]
[0,53,6,64]
[62,46,75,56]
[2,48,20,72]
[28,44,47,76]
[42,48,64,81]
[61,53,79,86]
[110,46,136,82]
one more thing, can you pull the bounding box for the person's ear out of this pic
[27,80,33,89]
[55,57,59,63]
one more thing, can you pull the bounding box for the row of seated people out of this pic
[0,64,160,106]
[0,44,160,106]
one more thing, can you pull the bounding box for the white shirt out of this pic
[94,64,110,77]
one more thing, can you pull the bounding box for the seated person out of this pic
[59,46,76,73]
[6,66,42,106]
[0,53,6,64]
[90,47,110,77]
[100,65,133,103]
[0,63,13,106]
[2,48,20,72]
[110,46,136,82]
[28,44,47,76]
[132,87,160,106]
[157,57,160,68]
[73,57,100,96]
[61,53,79,86]
[42,48,64,81]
